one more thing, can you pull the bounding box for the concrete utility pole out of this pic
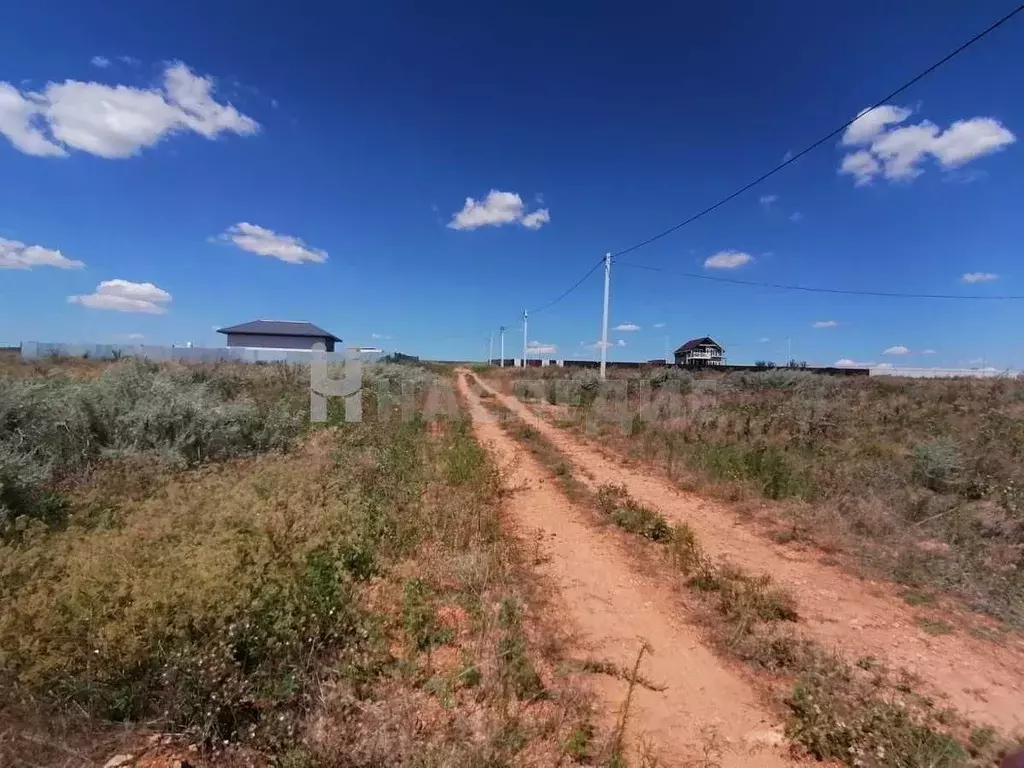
[522,309,528,368]
[499,326,506,367]
[599,252,611,380]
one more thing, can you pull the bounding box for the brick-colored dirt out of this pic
[458,371,800,767]
[469,372,1024,737]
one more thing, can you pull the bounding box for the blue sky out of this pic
[1,1,1023,368]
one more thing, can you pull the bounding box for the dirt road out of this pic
[468,372,1024,737]
[457,372,798,767]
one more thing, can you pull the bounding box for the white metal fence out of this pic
[18,341,372,365]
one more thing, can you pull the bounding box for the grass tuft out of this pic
[595,483,672,541]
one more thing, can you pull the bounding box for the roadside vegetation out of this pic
[0,359,596,767]
[492,367,1024,627]
[475,375,1016,767]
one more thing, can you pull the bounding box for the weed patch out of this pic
[1,366,600,765]
[504,368,1024,626]
[595,483,672,541]
[787,654,970,768]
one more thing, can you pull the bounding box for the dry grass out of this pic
[487,389,1014,768]
[0,362,598,767]
[495,368,1024,627]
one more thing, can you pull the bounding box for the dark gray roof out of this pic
[217,320,341,342]
[674,336,722,354]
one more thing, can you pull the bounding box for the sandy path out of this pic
[457,372,798,767]
[470,373,1024,737]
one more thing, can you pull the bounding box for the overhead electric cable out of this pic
[616,261,1024,300]
[610,4,1024,260]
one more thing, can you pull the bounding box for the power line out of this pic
[487,3,1024,351]
[616,260,1024,300]
[490,257,604,335]
[528,257,605,315]
[610,3,1024,260]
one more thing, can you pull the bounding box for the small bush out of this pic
[649,368,694,393]
[912,437,963,492]
[667,522,704,575]
[402,578,453,652]
[718,574,799,628]
[693,443,810,500]
[0,361,305,530]
[497,597,543,700]
[788,656,968,768]
[725,369,841,397]
[594,484,672,541]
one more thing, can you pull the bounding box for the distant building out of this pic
[674,337,725,368]
[217,320,341,352]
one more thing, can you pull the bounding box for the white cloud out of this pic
[371,333,392,340]
[869,123,941,181]
[838,105,1015,185]
[962,272,998,283]
[69,279,172,314]
[613,322,640,332]
[0,83,67,156]
[932,119,1016,167]
[759,337,770,343]
[842,105,913,146]
[704,250,753,269]
[90,56,111,68]
[759,194,778,206]
[789,211,803,222]
[525,340,557,355]
[617,339,627,348]
[0,236,85,269]
[813,320,838,328]
[782,150,794,162]
[834,358,874,367]
[0,62,258,159]
[127,333,145,340]
[839,150,881,186]
[883,345,910,356]
[653,322,666,329]
[217,222,327,264]
[583,340,613,351]
[922,349,937,355]
[521,208,551,230]
[447,190,550,231]
[875,362,895,370]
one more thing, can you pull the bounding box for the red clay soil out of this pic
[457,372,799,767]
[469,373,1024,738]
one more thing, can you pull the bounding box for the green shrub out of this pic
[649,368,694,393]
[0,361,305,529]
[725,369,841,396]
[402,578,453,652]
[911,437,963,492]
[693,443,810,500]
[594,483,672,541]
[788,657,967,767]
[497,597,543,699]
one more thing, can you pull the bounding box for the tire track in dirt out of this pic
[469,373,1024,737]
[457,372,799,767]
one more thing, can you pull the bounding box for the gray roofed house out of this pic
[674,336,725,368]
[217,320,342,352]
